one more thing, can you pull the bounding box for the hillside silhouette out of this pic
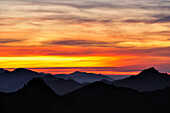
[1,77,170,113]
[1,67,170,113]
[0,68,113,95]
[0,78,76,113]
[113,67,170,91]
[43,74,83,95]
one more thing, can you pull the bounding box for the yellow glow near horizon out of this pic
[1,0,170,74]
[0,56,122,68]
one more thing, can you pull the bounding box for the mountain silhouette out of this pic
[0,68,5,73]
[18,78,56,96]
[43,74,59,81]
[43,74,83,95]
[144,87,170,113]
[113,67,170,91]
[54,74,70,79]
[0,69,86,95]
[64,82,155,113]
[0,68,42,92]
[2,78,170,113]
[0,78,76,113]
[68,71,114,83]
[100,79,112,84]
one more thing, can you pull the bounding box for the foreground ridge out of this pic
[1,77,170,113]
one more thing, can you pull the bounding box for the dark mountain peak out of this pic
[18,78,55,96]
[44,74,57,79]
[69,71,113,83]
[146,67,158,71]
[68,81,115,93]
[12,68,40,77]
[65,82,140,99]
[113,67,170,91]
[70,71,104,76]
[56,78,80,84]
[100,79,112,84]
[0,68,4,70]
[86,81,113,88]
[138,67,160,76]
[13,68,33,73]
[72,71,102,75]
[71,71,84,74]
[27,77,46,85]
[0,68,11,74]
[0,68,5,73]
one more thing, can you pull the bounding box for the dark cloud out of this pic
[16,0,131,9]
[124,15,170,24]
[56,17,113,24]
[30,15,114,25]
[48,1,120,9]
[16,0,170,10]
[124,19,150,23]
[0,39,25,44]
[153,16,170,23]
[44,39,117,47]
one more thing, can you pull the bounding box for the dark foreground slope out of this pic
[0,78,75,113]
[144,87,170,113]
[1,78,170,113]
[64,82,156,113]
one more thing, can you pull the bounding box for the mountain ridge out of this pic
[113,67,170,91]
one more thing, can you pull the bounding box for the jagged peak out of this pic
[71,71,102,75]
[27,77,46,85]
[0,68,5,71]
[13,68,31,72]
[147,67,157,71]
[18,78,55,95]
[44,74,57,78]
[138,67,160,76]
[72,71,84,74]
[80,81,114,89]
[0,68,5,73]
[12,68,38,74]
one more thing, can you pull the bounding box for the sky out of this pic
[0,0,170,75]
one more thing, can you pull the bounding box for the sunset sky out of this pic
[0,0,170,75]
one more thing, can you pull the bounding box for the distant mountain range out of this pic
[1,67,170,113]
[0,68,113,95]
[55,71,113,83]
[1,67,170,95]
[1,77,170,113]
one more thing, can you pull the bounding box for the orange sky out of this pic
[0,0,170,75]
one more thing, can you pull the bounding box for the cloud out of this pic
[153,16,170,23]
[38,16,113,24]
[28,66,141,72]
[124,19,150,23]
[145,31,170,36]
[44,39,120,47]
[0,39,25,44]
[12,0,132,9]
[124,15,170,24]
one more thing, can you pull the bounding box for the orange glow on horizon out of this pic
[1,0,170,75]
